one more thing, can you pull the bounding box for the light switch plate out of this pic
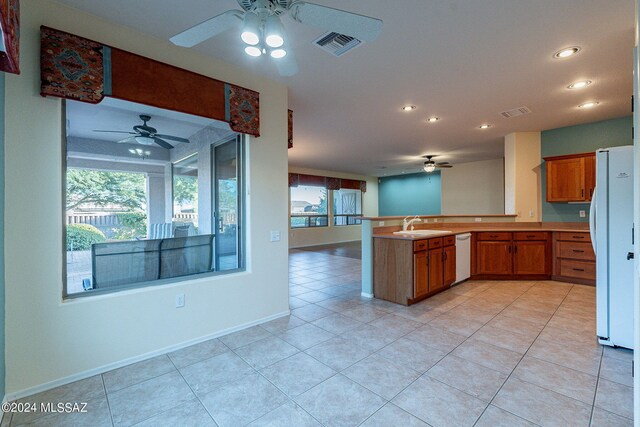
[475,218,482,222]
[270,231,281,242]
[579,210,586,218]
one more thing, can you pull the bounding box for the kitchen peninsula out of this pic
[360,215,593,306]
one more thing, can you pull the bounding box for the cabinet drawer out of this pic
[514,231,548,241]
[476,232,512,241]
[558,241,595,261]
[559,259,596,280]
[444,235,456,246]
[428,237,443,249]
[413,240,428,252]
[558,232,591,243]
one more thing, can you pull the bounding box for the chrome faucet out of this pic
[403,215,422,231]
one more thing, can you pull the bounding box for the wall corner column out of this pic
[504,132,542,222]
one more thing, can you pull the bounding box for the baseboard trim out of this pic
[361,292,374,298]
[289,239,361,250]
[4,309,291,402]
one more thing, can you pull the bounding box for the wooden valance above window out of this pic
[288,173,367,193]
[39,26,260,137]
[0,0,19,74]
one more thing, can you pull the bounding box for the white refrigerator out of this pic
[590,145,635,349]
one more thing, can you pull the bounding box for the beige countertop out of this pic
[373,226,590,241]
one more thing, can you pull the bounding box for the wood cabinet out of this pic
[544,152,596,202]
[373,235,456,305]
[553,231,596,285]
[474,232,551,279]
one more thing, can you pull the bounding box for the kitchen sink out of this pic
[393,230,452,236]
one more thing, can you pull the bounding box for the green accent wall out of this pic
[0,72,5,399]
[541,116,633,222]
[378,172,442,216]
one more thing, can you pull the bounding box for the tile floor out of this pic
[4,246,634,426]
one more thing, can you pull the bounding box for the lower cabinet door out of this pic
[514,241,548,275]
[476,242,512,275]
[414,251,428,298]
[444,245,456,286]
[429,248,444,292]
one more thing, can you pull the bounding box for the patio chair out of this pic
[147,223,173,240]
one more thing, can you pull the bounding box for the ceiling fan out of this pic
[93,115,190,150]
[423,155,453,173]
[169,0,384,76]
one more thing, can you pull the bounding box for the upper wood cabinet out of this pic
[544,152,596,202]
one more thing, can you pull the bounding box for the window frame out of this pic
[289,185,364,229]
[62,101,247,299]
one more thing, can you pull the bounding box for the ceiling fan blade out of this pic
[116,136,138,144]
[154,134,190,144]
[275,50,299,77]
[93,130,137,134]
[289,1,383,42]
[436,162,450,165]
[170,10,243,47]
[152,137,174,149]
[437,165,454,168]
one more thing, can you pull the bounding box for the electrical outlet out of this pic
[433,218,438,223]
[378,221,385,226]
[579,210,586,218]
[529,210,534,218]
[475,218,482,222]
[175,293,185,308]
[270,231,281,242]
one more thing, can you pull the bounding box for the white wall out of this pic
[288,167,378,248]
[504,132,542,222]
[4,1,289,397]
[440,158,505,215]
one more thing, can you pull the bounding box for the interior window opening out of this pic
[64,98,245,297]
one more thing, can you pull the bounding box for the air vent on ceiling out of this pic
[314,32,362,57]
[500,106,532,118]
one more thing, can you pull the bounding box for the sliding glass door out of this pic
[213,136,243,271]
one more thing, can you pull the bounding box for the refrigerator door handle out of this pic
[589,186,597,254]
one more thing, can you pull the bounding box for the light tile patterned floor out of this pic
[5,247,634,426]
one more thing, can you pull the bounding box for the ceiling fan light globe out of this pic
[423,162,436,173]
[135,136,155,146]
[241,12,261,45]
[241,31,260,46]
[244,46,262,57]
[266,35,284,48]
[270,48,287,59]
[265,14,285,48]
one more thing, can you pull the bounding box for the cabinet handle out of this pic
[508,246,511,253]
[573,268,585,272]
[526,235,536,238]
[572,250,585,253]
[581,189,584,198]
[490,235,499,238]
[514,245,518,254]
[572,236,585,239]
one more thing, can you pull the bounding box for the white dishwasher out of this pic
[454,233,471,284]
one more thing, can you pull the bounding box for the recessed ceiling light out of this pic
[426,117,440,123]
[578,101,600,109]
[402,105,416,112]
[567,80,592,90]
[479,124,491,129]
[553,46,581,59]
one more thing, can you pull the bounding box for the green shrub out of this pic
[115,212,147,240]
[66,223,106,251]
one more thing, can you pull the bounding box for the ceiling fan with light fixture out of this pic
[169,0,383,76]
[93,115,190,150]
[422,155,453,173]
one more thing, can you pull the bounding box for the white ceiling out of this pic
[56,0,635,176]
[66,98,227,142]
